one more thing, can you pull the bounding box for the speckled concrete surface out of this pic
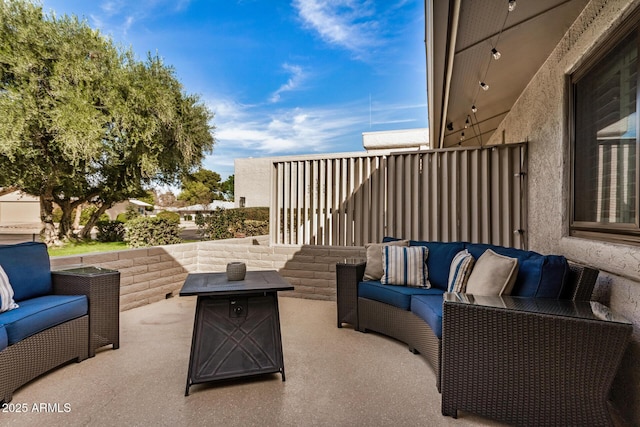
[0,296,504,427]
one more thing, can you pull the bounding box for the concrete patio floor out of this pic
[2,296,509,426]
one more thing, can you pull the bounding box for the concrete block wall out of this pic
[196,240,365,300]
[51,243,199,311]
[50,238,366,311]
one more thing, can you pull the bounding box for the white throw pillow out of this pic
[0,264,18,313]
[465,249,518,296]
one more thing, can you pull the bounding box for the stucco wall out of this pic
[486,0,640,423]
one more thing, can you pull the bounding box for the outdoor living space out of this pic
[3,0,640,425]
[3,293,504,427]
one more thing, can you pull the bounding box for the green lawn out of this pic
[48,241,128,257]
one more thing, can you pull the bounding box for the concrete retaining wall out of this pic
[50,237,366,311]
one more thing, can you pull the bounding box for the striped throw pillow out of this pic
[447,250,475,293]
[0,264,18,313]
[381,245,430,288]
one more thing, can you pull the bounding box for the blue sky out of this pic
[40,0,427,179]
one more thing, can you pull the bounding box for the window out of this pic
[571,14,640,243]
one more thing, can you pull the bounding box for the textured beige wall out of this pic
[234,158,273,208]
[486,0,640,423]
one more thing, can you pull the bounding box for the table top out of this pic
[444,292,631,325]
[52,266,119,276]
[179,270,294,297]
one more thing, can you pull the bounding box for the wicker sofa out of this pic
[0,242,91,403]
[336,239,600,392]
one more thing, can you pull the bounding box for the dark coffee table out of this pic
[179,270,294,396]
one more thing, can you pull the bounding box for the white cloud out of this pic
[293,0,381,57]
[270,63,306,103]
[203,95,369,178]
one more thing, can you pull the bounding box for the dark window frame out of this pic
[570,7,640,244]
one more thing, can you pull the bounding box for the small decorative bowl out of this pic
[226,262,246,281]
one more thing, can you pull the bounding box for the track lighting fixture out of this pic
[480,81,489,91]
[491,48,501,60]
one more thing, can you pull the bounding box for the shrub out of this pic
[195,208,268,240]
[156,210,180,223]
[96,220,126,242]
[244,219,269,236]
[115,213,129,223]
[242,207,269,221]
[197,208,245,240]
[124,217,182,248]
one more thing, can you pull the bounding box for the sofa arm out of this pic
[567,262,599,301]
[336,261,366,328]
[52,267,121,357]
[441,293,632,425]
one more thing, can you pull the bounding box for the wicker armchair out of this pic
[0,267,120,403]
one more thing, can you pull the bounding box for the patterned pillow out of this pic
[363,240,409,281]
[447,250,475,293]
[381,245,430,288]
[0,264,18,313]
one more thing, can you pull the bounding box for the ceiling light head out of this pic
[471,105,477,113]
[464,116,470,128]
[460,132,465,141]
[479,81,489,91]
[508,0,516,12]
[491,48,501,60]
[446,122,454,131]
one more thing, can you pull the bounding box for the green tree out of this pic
[221,174,234,201]
[178,181,214,206]
[178,168,226,205]
[0,0,215,244]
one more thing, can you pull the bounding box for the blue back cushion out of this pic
[0,242,52,302]
[409,241,465,290]
[465,243,569,298]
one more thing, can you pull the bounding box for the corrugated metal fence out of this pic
[271,143,528,248]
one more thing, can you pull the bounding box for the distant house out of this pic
[177,201,235,219]
[105,199,154,220]
[0,191,40,225]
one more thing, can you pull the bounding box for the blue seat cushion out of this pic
[465,243,569,298]
[409,241,466,290]
[0,242,52,302]
[359,280,444,310]
[410,295,444,339]
[0,324,7,351]
[0,295,87,345]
